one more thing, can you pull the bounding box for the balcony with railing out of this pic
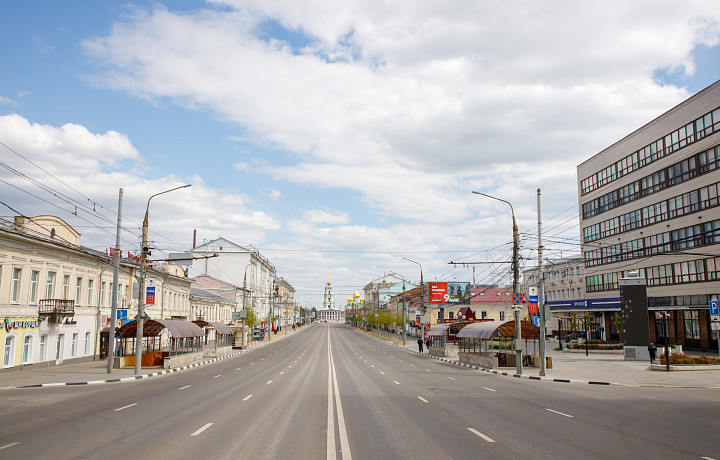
[39,299,75,322]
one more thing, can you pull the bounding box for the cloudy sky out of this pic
[1,1,719,307]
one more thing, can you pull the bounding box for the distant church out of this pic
[318,276,343,322]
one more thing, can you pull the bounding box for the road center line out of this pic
[448,377,456,380]
[417,396,429,403]
[280,371,284,374]
[114,403,137,412]
[468,428,496,443]
[178,385,191,390]
[380,371,385,374]
[191,423,214,436]
[393,380,401,385]
[545,408,574,418]
[235,367,241,370]
[0,443,20,450]
[482,387,496,392]
[328,329,352,460]
[213,375,221,379]
[243,395,253,401]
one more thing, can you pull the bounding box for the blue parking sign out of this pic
[710,300,719,316]
[533,316,541,327]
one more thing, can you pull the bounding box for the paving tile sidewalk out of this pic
[0,327,298,390]
[372,332,720,388]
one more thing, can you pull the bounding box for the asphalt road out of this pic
[0,323,718,459]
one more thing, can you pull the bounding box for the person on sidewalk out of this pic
[425,338,430,350]
[417,338,424,353]
[648,342,657,363]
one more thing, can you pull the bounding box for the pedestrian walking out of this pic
[417,338,424,353]
[648,342,657,363]
[425,338,430,350]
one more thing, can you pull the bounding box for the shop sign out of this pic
[4,317,40,332]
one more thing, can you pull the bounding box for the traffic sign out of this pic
[146,286,156,305]
[710,300,719,316]
[533,316,541,327]
[512,293,524,304]
[116,309,127,321]
[528,303,539,314]
[528,287,538,303]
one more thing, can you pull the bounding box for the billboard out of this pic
[428,282,471,304]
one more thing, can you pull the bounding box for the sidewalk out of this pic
[371,332,720,388]
[0,325,298,390]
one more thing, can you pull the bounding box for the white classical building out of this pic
[0,215,191,370]
[317,277,343,322]
[189,237,275,320]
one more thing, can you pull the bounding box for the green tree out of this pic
[245,306,258,328]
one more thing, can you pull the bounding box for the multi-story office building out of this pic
[578,80,720,350]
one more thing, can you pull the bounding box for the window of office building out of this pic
[45,272,56,299]
[684,310,700,340]
[87,279,94,306]
[39,334,48,361]
[62,275,70,300]
[76,277,82,306]
[22,335,33,364]
[11,267,22,303]
[29,270,39,304]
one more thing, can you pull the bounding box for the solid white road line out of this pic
[482,387,496,392]
[178,385,191,390]
[467,428,496,443]
[0,443,20,450]
[329,329,352,460]
[243,395,253,401]
[393,380,401,385]
[191,423,213,436]
[545,408,574,418]
[417,396,429,403]
[327,330,336,460]
[114,403,137,412]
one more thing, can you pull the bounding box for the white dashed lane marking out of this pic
[468,428,495,443]
[191,423,214,437]
[114,403,137,412]
[545,408,573,418]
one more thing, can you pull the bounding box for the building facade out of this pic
[318,277,342,322]
[578,80,720,350]
[190,287,234,323]
[189,238,275,319]
[1,215,191,371]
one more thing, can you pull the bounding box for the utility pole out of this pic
[473,191,522,374]
[538,188,547,376]
[135,184,191,375]
[107,188,123,374]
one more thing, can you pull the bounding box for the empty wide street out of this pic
[1,324,718,459]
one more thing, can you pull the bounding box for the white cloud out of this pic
[0,114,281,256]
[302,208,349,225]
[264,188,282,200]
[67,1,720,302]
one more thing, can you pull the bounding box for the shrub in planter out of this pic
[659,353,720,365]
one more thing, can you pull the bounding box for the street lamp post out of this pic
[472,191,522,374]
[135,184,191,375]
[403,258,424,347]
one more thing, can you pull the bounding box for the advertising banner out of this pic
[428,282,471,304]
[448,282,471,304]
[428,282,448,304]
